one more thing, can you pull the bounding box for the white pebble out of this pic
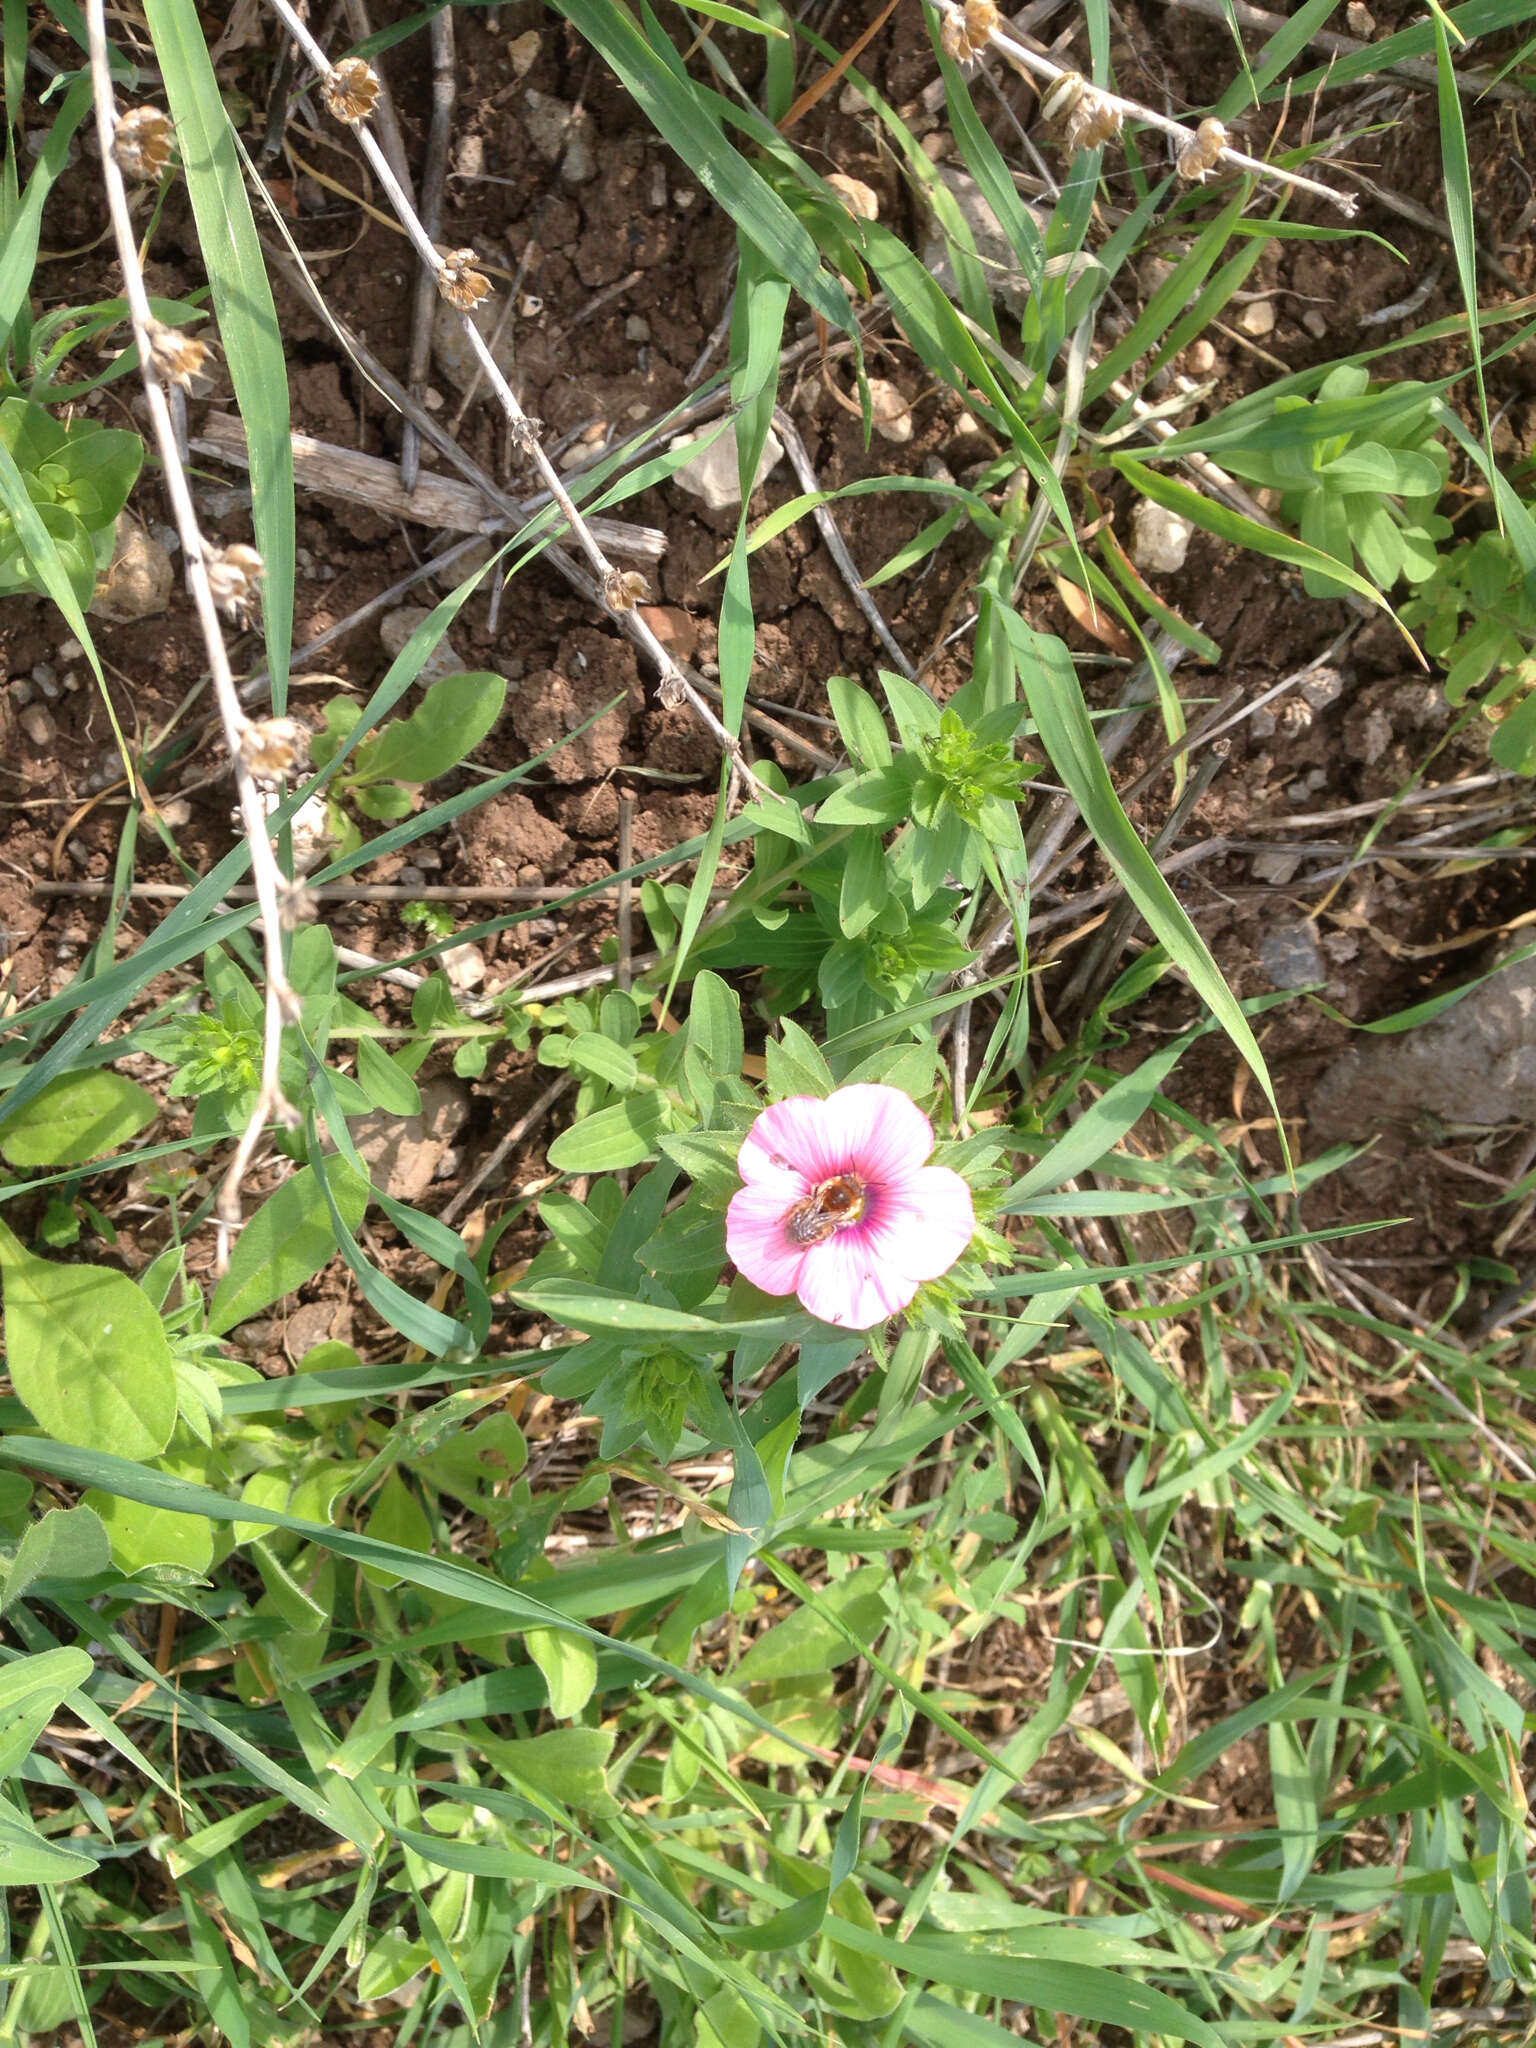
[1131,500,1195,575]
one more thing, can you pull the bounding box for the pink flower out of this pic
[726,1083,975,1330]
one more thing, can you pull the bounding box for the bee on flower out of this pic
[726,1084,975,1330]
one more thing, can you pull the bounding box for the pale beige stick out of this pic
[86,10,305,1267]
[931,0,1358,216]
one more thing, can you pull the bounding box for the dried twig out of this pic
[929,0,1358,215]
[440,1071,575,1226]
[772,407,917,681]
[260,0,774,802]
[86,11,304,1265]
[401,5,455,493]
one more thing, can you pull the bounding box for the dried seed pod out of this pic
[940,11,970,62]
[207,543,265,627]
[113,106,173,180]
[1064,86,1123,152]
[656,670,687,710]
[604,568,649,613]
[321,57,381,125]
[239,715,310,780]
[942,0,997,61]
[437,248,492,311]
[1176,116,1228,182]
[279,878,320,928]
[1039,71,1087,126]
[147,322,209,391]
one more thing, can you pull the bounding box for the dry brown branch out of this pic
[86,0,303,1267]
[192,410,668,558]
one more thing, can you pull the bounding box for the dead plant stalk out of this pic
[85,0,303,1268]
[259,0,773,801]
[928,0,1359,216]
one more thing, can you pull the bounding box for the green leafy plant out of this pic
[310,668,508,848]
[1400,526,1536,770]
[0,397,142,608]
[1211,366,1452,598]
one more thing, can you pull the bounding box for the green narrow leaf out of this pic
[143,0,294,704]
[1001,614,1286,1141]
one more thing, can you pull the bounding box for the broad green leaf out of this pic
[525,1627,599,1719]
[362,1472,433,1588]
[0,1221,176,1458]
[355,1036,423,1116]
[564,1032,639,1089]
[83,1490,214,1576]
[0,1068,158,1167]
[355,671,507,786]
[475,1727,615,1813]
[547,1093,669,1172]
[207,1163,370,1334]
[0,1507,110,1614]
[734,1565,888,1684]
[0,1807,98,1885]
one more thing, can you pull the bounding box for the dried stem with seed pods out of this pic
[262,0,771,801]
[932,0,1359,217]
[86,0,307,1267]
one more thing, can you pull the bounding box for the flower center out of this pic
[784,1172,868,1248]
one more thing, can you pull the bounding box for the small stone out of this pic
[89,515,175,623]
[1298,667,1345,712]
[867,377,914,444]
[669,421,785,512]
[1345,0,1375,31]
[1251,848,1302,886]
[1250,707,1277,738]
[57,637,84,662]
[1260,920,1324,989]
[1186,338,1218,374]
[354,1078,472,1203]
[149,522,180,558]
[1302,308,1329,340]
[67,836,91,870]
[922,454,957,486]
[637,605,698,663]
[379,605,463,686]
[624,315,651,343]
[508,29,540,77]
[674,187,697,209]
[397,866,427,890]
[1131,500,1195,575]
[522,87,578,163]
[61,671,81,693]
[20,705,54,747]
[156,796,191,829]
[561,130,597,186]
[9,678,33,708]
[424,387,445,411]
[31,661,58,696]
[825,172,878,220]
[919,166,1046,318]
[1236,299,1276,338]
[442,941,486,992]
[839,83,870,115]
[1350,706,1393,765]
